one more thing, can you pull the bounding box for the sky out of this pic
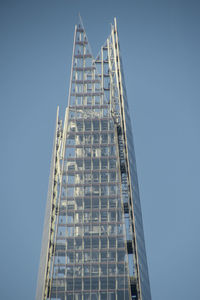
[0,0,200,299]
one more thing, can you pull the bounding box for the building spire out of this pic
[36,18,152,300]
[78,13,84,29]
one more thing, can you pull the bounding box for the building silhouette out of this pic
[36,18,151,300]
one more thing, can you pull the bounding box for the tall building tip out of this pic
[36,17,152,300]
[78,13,84,28]
[114,17,117,29]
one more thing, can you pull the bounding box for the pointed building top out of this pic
[75,15,94,58]
[78,13,84,29]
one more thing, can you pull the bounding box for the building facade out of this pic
[36,18,151,300]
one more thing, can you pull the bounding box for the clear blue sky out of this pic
[1,0,200,299]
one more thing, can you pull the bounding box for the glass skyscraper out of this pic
[36,18,151,300]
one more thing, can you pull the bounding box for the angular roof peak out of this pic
[78,13,84,30]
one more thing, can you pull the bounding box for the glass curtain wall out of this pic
[36,19,151,300]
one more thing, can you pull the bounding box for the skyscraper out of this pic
[36,18,151,300]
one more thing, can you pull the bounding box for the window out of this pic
[84,237,91,248]
[101,211,107,222]
[67,134,75,145]
[84,277,90,290]
[75,294,82,300]
[93,148,100,157]
[109,211,116,222]
[85,120,91,131]
[84,254,90,264]
[67,266,73,276]
[69,121,76,132]
[117,251,125,262]
[75,238,82,250]
[84,186,91,196]
[117,238,124,249]
[117,277,128,289]
[67,200,75,210]
[74,266,82,276]
[75,252,82,263]
[101,198,107,208]
[108,251,116,261]
[85,159,91,170]
[91,265,99,276]
[117,263,125,274]
[77,159,83,170]
[67,239,74,250]
[110,146,116,156]
[93,172,99,183]
[101,238,107,248]
[93,120,99,131]
[91,225,100,236]
[93,133,99,144]
[93,159,99,170]
[101,264,107,275]
[67,187,74,197]
[109,159,116,169]
[66,147,75,158]
[87,96,92,105]
[75,173,83,184]
[110,133,114,143]
[101,133,108,144]
[92,238,99,249]
[95,96,100,104]
[76,148,83,157]
[108,264,116,275]
[91,277,99,290]
[92,198,99,209]
[67,175,75,184]
[101,185,108,196]
[109,185,117,195]
[75,187,83,197]
[85,134,91,144]
[67,279,73,291]
[75,226,82,236]
[84,294,90,300]
[101,159,108,169]
[101,173,108,183]
[109,198,116,208]
[110,172,116,182]
[85,147,91,157]
[85,173,92,183]
[84,199,91,209]
[74,278,82,290]
[58,227,65,236]
[76,134,83,145]
[87,83,92,91]
[101,146,108,156]
[108,224,116,235]
[101,120,108,130]
[109,120,114,130]
[75,199,83,209]
[117,211,121,222]
[67,212,74,224]
[84,212,91,223]
[100,277,107,289]
[92,251,99,261]
[67,162,75,171]
[108,277,115,289]
[109,237,116,248]
[76,120,83,131]
[92,211,99,221]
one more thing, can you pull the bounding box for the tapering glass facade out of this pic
[36,19,151,300]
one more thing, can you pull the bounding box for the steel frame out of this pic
[36,18,151,300]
